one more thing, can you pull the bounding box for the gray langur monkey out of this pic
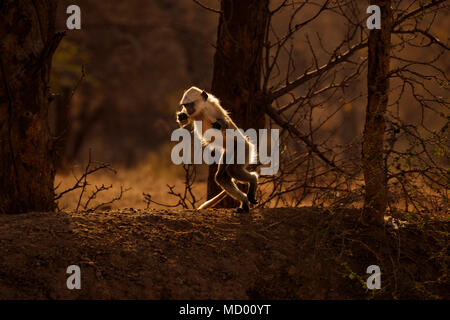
[176,86,258,213]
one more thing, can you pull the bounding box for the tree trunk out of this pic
[207,0,268,207]
[361,0,392,225]
[0,0,61,213]
[52,86,71,170]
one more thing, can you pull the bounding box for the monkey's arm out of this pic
[212,118,228,131]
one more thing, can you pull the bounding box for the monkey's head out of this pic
[176,86,209,128]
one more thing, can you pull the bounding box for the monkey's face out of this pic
[176,87,209,127]
[176,107,191,128]
[176,102,198,127]
[182,101,197,115]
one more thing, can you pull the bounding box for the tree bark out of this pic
[361,0,392,225]
[0,0,61,213]
[207,0,268,206]
[52,86,71,170]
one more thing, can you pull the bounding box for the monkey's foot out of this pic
[247,193,258,205]
[236,203,249,213]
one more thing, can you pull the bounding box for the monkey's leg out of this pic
[215,163,249,213]
[198,152,229,210]
[197,190,227,210]
[226,165,258,205]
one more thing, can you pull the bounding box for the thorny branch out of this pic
[55,150,130,212]
[143,164,199,210]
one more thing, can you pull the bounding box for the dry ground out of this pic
[0,207,448,299]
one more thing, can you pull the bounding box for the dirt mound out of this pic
[0,208,447,299]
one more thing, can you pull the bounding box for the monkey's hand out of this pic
[212,118,227,130]
[177,112,190,128]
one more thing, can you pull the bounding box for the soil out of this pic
[0,207,448,299]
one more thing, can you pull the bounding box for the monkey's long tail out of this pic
[197,190,227,210]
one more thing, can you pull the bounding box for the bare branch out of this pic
[143,164,199,209]
[263,102,345,174]
[192,0,221,14]
[87,186,131,212]
[393,29,450,51]
[269,41,367,101]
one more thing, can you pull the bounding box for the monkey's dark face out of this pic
[176,99,202,128]
[176,110,190,128]
[177,87,209,128]
[182,101,196,115]
[176,102,196,128]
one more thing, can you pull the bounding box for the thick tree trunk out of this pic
[207,0,268,206]
[361,0,392,225]
[52,86,71,170]
[0,0,61,213]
